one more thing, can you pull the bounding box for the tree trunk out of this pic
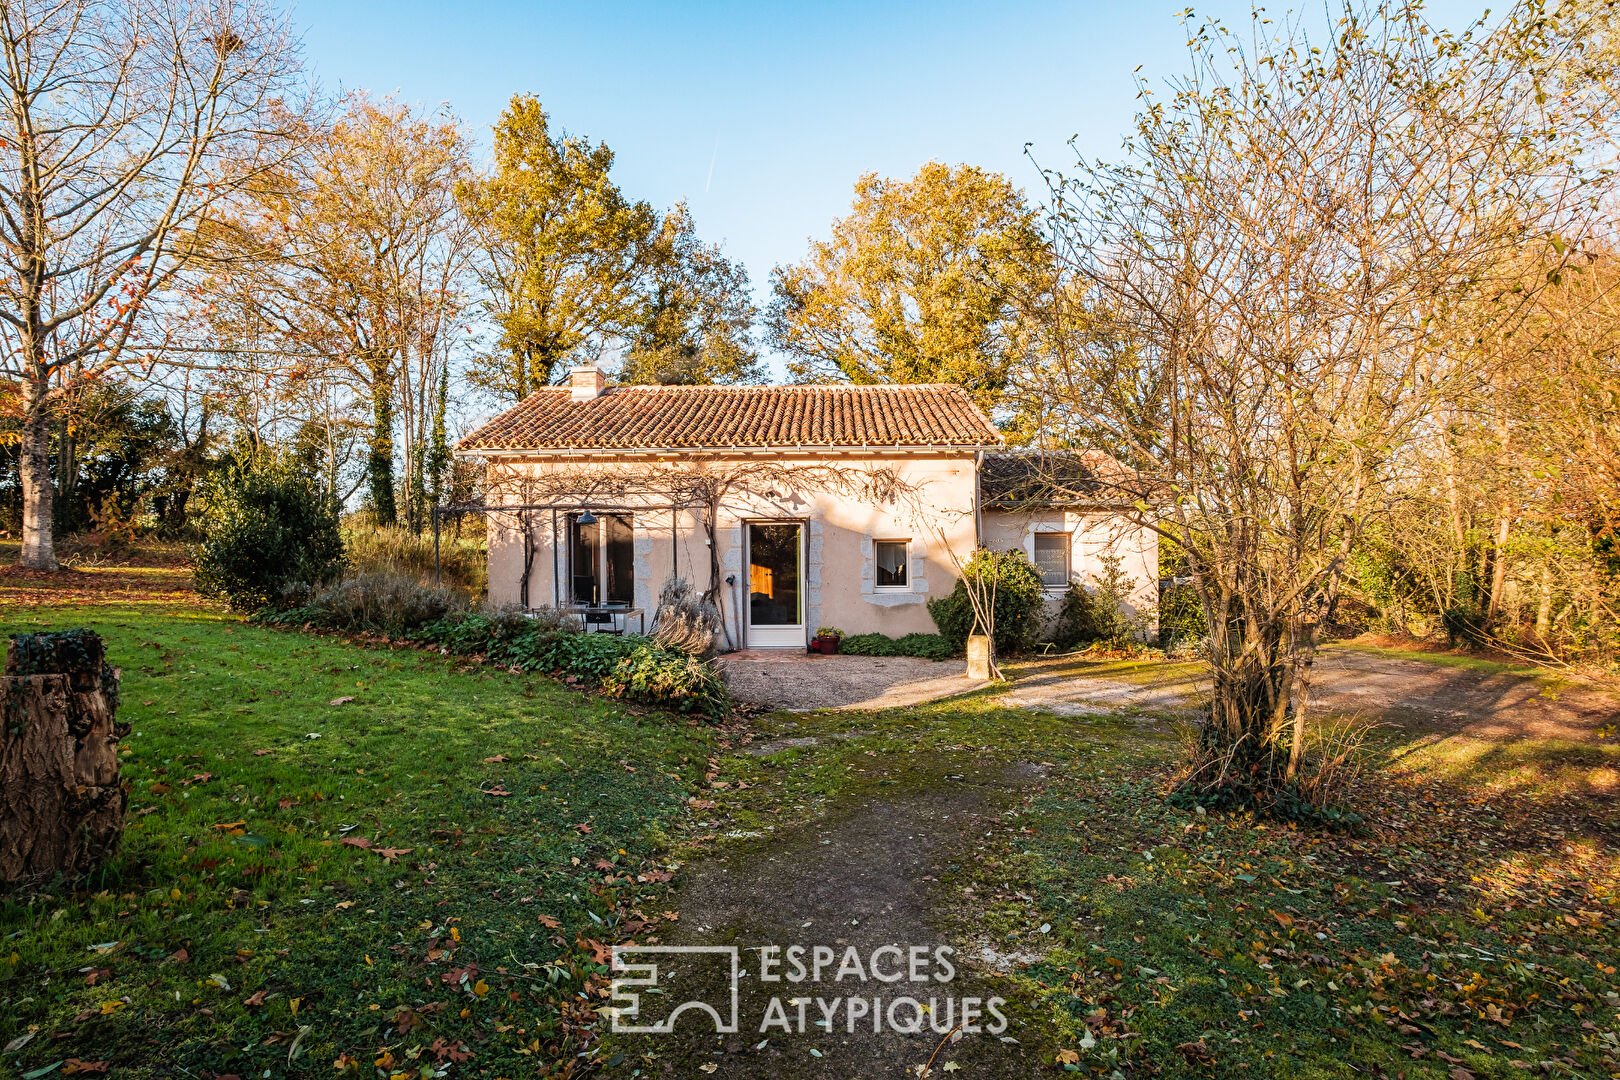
[1,630,127,891]
[1486,502,1512,625]
[1534,558,1553,641]
[18,374,57,570]
[367,355,398,526]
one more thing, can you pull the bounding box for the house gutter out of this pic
[974,450,984,548]
[465,442,1004,458]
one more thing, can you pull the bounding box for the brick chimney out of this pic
[568,363,606,401]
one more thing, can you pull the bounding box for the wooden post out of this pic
[1,630,127,891]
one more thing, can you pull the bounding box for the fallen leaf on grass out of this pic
[82,968,110,986]
[441,963,478,986]
[339,836,372,849]
[480,785,511,797]
[373,847,412,863]
[572,822,592,834]
[252,749,274,756]
[210,821,246,833]
[243,990,267,1007]
[427,1038,473,1064]
[537,914,560,928]
[1176,1040,1213,1063]
[1056,1050,1080,1065]
[334,901,355,910]
[1450,1069,1476,1080]
[328,696,354,706]
[60,1062,108,1076]
[482,754,508,763]
[3,1031,36,1053]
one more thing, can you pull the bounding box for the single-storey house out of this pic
[456,365,1156,650]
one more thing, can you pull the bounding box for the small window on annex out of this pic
[1032,532,1071,588]
[874,540,909,588]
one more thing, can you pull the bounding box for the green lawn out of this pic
[0,603,715,1079]
[3,600,1616,1080]
[695,659,1620,1079]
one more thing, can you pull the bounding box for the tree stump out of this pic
[1,629,127,890]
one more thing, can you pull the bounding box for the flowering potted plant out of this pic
[810,627,844,654]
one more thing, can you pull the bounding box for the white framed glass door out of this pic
[745,521,805,648]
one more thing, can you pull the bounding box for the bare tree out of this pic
[203,93,472,528]
[0,0,304,569]
[1027,1,1604,803]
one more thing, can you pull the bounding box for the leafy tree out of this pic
[192,456,345,610]
[618,204,764,386]
[765,162,1051,412]
[424,363,453,510]
[0,382,206,539]
[460,96,657,401]
[927,548,1046,656]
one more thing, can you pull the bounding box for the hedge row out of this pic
[259,604,730,720]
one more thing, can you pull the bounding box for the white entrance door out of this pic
[745,522,805,649]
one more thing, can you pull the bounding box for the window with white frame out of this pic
[874,540,909,588]
[1033,532,1071,588]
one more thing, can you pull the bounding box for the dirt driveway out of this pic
[1308,647,1617,740]
[724,644,1619,742]
[1004,646,1618,741]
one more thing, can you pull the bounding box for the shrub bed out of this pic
[419,611,730,719]
[260,586,732,719]
[191,456,344,610]
[838,632,956,660]
[262,570,467,636]
[926,548,1046,655]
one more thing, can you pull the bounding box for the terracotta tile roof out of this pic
[980,450,1139,506]
[458,383,1004,452]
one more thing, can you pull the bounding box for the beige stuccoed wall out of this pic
[980,508,1160,636]
[478,452,981,648]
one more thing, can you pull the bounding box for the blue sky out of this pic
[298,0,1488,377]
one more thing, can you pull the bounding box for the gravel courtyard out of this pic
[717,650,972,711]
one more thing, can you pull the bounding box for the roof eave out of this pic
[458,441,1005,456]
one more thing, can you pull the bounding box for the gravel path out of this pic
[722,645,1618,743]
